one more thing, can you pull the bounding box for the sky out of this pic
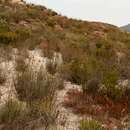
[25,0,130,27]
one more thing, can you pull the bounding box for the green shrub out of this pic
[68,58,98,86]
[0,32,18,44]
[16,28,31,40]
[79,119,103,130]
[0,22,10,33]
[28,98,58,127]
[14,68,56,103]
[14,67,60,128]
[102,69,124,101]
[0,99,26,124]
[69,60,89,84]
[82,78,100,94]
[103,69,118,89]
[100,84,125,101]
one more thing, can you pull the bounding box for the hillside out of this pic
[0,1,130,130]
[121,24,130,32]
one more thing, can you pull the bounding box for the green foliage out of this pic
[69,60,89,84]
[79,119,103,130]
[16,28,31,40]
[14,68,55,103]
[0,32,18,44]
[101,69,125,101]
[0,22,10,33]
[0,99,26,124]
[13,66,60,129]
[82,78,100,94]
[103,69,119,87]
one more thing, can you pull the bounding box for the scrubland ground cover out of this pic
[0,0,130,129]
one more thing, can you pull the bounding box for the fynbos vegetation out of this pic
[0,0,130,129]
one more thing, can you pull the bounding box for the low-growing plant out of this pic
[102,69,125,101]
[82,78,100,95]
[0,99,27,124]
[14,67,55,103]
[14,66,60,129]
[0,32,18,44]
[79,119,103,130]
[16,28,31,41]
[69,60,89,84]
[0,21,9,33]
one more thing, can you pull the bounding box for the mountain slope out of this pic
[121,24,130,32]
[0,1,130,130]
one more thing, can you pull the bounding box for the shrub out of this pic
[0,22,10,33]
[103,69,118,87]
[100,84,125,101]
[82,78,100,94]
[68,58,99,86]
[102,69,125,101]
[28,98,58,127]
[16,28,31,40]
[0,99,27,124]
[69,60,89,84]
[13,66,61,129]
[79,119,103,130]
[14,67,56,103]
[0,32,18,44]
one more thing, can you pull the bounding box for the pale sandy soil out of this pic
[55,82,83,130]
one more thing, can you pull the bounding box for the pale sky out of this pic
[25,0,130,26]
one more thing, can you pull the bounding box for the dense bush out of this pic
[82,78,100,94]
[16,28,31,40]
[79,119,103,130]
[0,22,10,33]
[13,66,61,129]
[101,69,125,101]
[0,99,27,124]
[14,68,56,103]
[68,60,89,84]
[0,32,18,44]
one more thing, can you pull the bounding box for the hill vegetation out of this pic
[121,24,130,32]
[0,0,130,130]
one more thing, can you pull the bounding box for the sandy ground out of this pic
[56,82,82,130]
